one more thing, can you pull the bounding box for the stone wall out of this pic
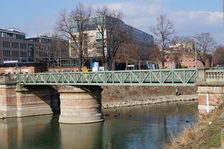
[0,84,59,118]
[198,86,224,114]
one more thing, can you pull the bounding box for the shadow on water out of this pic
[0,101,198,149]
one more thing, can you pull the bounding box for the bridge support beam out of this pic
[58,86,103,124]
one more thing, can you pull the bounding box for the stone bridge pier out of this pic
[58,86,103,124]
[0,75,103,124]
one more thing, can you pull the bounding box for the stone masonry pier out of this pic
[58,86,103,124]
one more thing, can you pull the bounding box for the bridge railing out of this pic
[206,69,224,83]
[16,69,197,86]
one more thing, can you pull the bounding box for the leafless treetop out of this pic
[194,32,216,53]
[151,14,175,47]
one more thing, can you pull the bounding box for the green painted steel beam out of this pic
[16,68,197,86]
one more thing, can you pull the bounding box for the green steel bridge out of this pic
[16,68,197,86]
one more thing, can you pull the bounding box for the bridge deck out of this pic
[16,69,197,86]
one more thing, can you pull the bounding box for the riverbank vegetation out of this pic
[102,86,196,102]
[165,104,224,149]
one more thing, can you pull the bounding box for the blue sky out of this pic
[1,0,223,44]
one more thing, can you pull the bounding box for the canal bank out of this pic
[102,94,197,109]
[101,86,197,109]
[165,104,224,149]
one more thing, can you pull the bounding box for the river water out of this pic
[0,101,198,149]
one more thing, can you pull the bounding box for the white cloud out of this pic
[93,0,224,44]
[21,0,223,44]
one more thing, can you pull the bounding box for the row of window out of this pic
[2,41,28,49]
[3,50,27,57]
[0,32,25,39]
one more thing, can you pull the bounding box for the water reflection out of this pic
[0,115,60,149]
[0,101,198,149]
[60,123,103,149]
[102,102,198,149]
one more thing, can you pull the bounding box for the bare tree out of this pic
[116,40,138,68]
[94,6,124,70]
[56,3,92,71]
[213,45,224,66]
[151,15,175,68]
[194,32,216,67]
[50,34,69,66]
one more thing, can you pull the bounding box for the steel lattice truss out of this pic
[16,69,197,86]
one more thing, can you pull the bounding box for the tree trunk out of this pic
[202,61,206,68]
[162,61,165,69]
[107,58,113,71]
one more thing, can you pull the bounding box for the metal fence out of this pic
[16,69,197,86]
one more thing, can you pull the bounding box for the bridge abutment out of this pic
[197,86,223,114]
[0,84,17,118]
[0,75,59,118]
[58,86,103,124]
[197,68,224,114]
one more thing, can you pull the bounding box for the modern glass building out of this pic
[69,16,154,68]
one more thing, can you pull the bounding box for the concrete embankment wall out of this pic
[101,86,197,108]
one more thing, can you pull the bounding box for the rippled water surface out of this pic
[0,101,198,149]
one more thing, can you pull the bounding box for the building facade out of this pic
[158,42,213,69]
[0,29,34,62]
[69,16,153,68]
[28,36,69,66]
[0,29,70,66]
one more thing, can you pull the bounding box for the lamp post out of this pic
[194,41,197,68]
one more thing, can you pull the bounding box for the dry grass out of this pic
[102,86,197,102]
[165,104,224,149]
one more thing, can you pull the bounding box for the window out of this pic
[96,40,103,47]
[3,50,10,56]
[12,51,19,57]
[3,41,10,48]
[12,42,19,48]
[20,43,27,49]
[20,51,27,57]
[96,32,102,39]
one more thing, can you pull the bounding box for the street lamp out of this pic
[194,41,197,68]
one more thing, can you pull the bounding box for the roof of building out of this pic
[0,28,25,35]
